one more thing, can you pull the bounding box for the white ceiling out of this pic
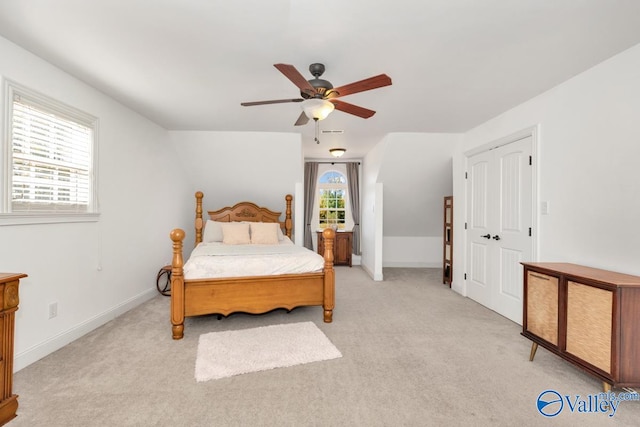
[1,1,640,159]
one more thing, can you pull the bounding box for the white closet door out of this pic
[466,136,533,324]
[466,149,493,309]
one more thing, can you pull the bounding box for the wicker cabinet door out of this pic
[526,271,559,346]
[566,281,613,374]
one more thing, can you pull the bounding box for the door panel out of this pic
[494,138,532,323]
[466,136,533,324]
[500,247,523,300]
[500,151,524,232]
[470,242,488,284]
[471,160,489,228]
[466,152,492,306]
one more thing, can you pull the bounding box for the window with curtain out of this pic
[2,80,99,223]
[318,170,348,230]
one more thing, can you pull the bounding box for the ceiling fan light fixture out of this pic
[329,148,346,158]
[301,98,335,121]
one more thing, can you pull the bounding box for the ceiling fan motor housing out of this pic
[302,63,333,98]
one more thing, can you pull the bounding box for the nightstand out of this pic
[317,230,352,267]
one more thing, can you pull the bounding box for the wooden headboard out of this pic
[193,192,293,244]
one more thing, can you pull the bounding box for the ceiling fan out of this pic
[241,63,392,126]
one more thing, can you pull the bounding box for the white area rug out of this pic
[195,321,342,382]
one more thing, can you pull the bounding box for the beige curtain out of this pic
[346,162,361,255]
[303,162,319,250]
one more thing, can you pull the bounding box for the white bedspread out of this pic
[183,239,325,279]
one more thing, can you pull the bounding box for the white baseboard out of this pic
[383,261,441,268]
[361,262,383,281]
[14,288,157,372]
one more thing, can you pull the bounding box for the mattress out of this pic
[183,238,325,280]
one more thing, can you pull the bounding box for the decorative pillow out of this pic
[202,220,224,242]
[221,222,251,245]
[250,222,280,245]
[242,221,285,241]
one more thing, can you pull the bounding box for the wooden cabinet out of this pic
[0,273,25,426]
[317,231,352,267]
[522,263,640,391]
[443,196,453,286]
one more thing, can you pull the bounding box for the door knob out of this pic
[492,235,501,241]
[481,234,491,239]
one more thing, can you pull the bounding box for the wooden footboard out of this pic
[169,193,335,340]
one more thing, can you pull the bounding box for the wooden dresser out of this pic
[0,273,24,426]
[522,263,640,391]
[317,230,352,266]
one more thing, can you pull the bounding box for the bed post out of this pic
[285,194,293,239]
[195,191,204,246]
[170,228,186,340]
[322,228,335,323]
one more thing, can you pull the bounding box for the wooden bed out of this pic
[169,191,335,339]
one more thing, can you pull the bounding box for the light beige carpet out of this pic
[195,321,342,382]
[12,268,640,426]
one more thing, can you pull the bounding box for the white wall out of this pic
[0,36,191,370]
[361,132,460,276]
[376,133,460,267]
[452,42,640,295]
[361,139,386,280]
[383,236,442,268]
[167,131,304,246]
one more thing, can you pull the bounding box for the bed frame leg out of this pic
[170,228,186,340]
[172,324,184,340]
[322,228,335,324]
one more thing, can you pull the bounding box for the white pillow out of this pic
[202,220,224,242]
[221,222,251,245]
[250,222,280,245]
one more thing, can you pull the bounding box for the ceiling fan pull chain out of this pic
[314,118,320,144]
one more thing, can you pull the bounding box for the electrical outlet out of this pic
[48,302,58,319]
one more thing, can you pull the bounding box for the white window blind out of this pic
[5,82,97,215]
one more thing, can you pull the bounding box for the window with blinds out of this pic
[3,80,98,221]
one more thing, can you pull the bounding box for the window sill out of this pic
[0,213,100,226]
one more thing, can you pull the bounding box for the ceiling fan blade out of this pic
[274,64,316,97]
[294,112,309,126]
[326,74,392,98]
[241,98,303,106]
[330,100,376,119]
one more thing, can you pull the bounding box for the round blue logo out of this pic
[537,390,563,417]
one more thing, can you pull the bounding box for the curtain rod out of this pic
[310,161,361,165]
